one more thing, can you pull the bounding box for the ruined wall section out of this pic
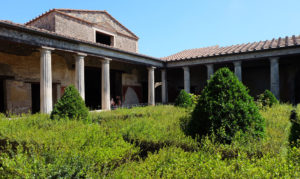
[27,13,55,31]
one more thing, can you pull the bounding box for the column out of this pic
[206,64,214,80]
[75,53,86,100]
[270,57,280,99]
[40,46,54,114]
[161,69,168,104]
[148,66,156,106]
[234,61,242,81]
[102,58,111,110]
[182,66,190,93]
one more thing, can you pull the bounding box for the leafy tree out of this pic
[50,85,89,120]
[188,68,265,143]
[174,90,193,108]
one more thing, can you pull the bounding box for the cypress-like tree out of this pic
[188,68,265,143]
[174,89,193,108]
[50,85,89,120]
[256,90,279,107]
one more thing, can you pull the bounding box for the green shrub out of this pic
[189,93,200,106]
[256,90,279,108]
[174,90,193,108]
[188,68,265,143]
[289,106,300,147]
[50,85,89,120]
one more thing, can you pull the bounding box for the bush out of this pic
[256,90,279,108]
[189,93,200,106]
[50,85,89,120]
[174,90,193,108]
[289,107,300,147]
[188,68,265,143]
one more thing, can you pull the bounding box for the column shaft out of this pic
[40,47,54,114]
[183,67,190,93]
[148,66,156,106]
[75,53,86,100]
[234,61,242,81]
[161,69,168,104]
[206,64,214,80]
[270,57,280,99]
[102,58,111,110]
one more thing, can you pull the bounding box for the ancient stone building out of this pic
[0,9,299,114]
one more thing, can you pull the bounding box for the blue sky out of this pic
[1,0,300,58]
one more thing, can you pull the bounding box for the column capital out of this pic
[102,57,112,64]
[147,66,156,71]
[76,52,87,57]
[233,61,242,66]
[269,57,280,62]
[182,66,190,71]
[206,64,213,68]
[40,46,55,52]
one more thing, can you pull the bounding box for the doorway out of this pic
[0,80,5,113]
[85,67,102,110]
[31,83,40,113]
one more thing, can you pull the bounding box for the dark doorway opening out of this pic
[0,80,5,113]
[85,67,102,110]
[31,83,40,114]
[110,70,122,105]
[95,31,113,46]
[295,71,300,104]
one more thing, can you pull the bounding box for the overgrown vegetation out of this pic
[256,90,279,108]
[50,85,89,120]
[188,68,265,143]
[174,89,193,108]
[0,104,299,177]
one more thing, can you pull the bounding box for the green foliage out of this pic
[50,85,89,120]
[256,90,279,108]
[92,105,199,152]
[289,106,300,147]
[189,93,200,106]
[188,68,265,143]
[174,90,193,108]
[0,104,298,177]
[0,114,138,177]
[110,104,299,178]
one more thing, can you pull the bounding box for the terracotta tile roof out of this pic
[25,9,139,40]
[162,35,300,61]
[0,20,160,62]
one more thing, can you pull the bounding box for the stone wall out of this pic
[54,11,138,53]
[55,13,95,42]
[27,13,55,31]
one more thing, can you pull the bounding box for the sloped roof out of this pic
[162,36,300,61]
[25,9,139,40]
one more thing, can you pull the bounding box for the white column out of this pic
[182,66,190,93]
[161,69,168,104]
[206,64,214,80]
[148,66,156,106]
[234,61,242,81]
[270,57,280,99]
[102,58,111,110]
[40,47,54,114]
[75,53,86,100]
